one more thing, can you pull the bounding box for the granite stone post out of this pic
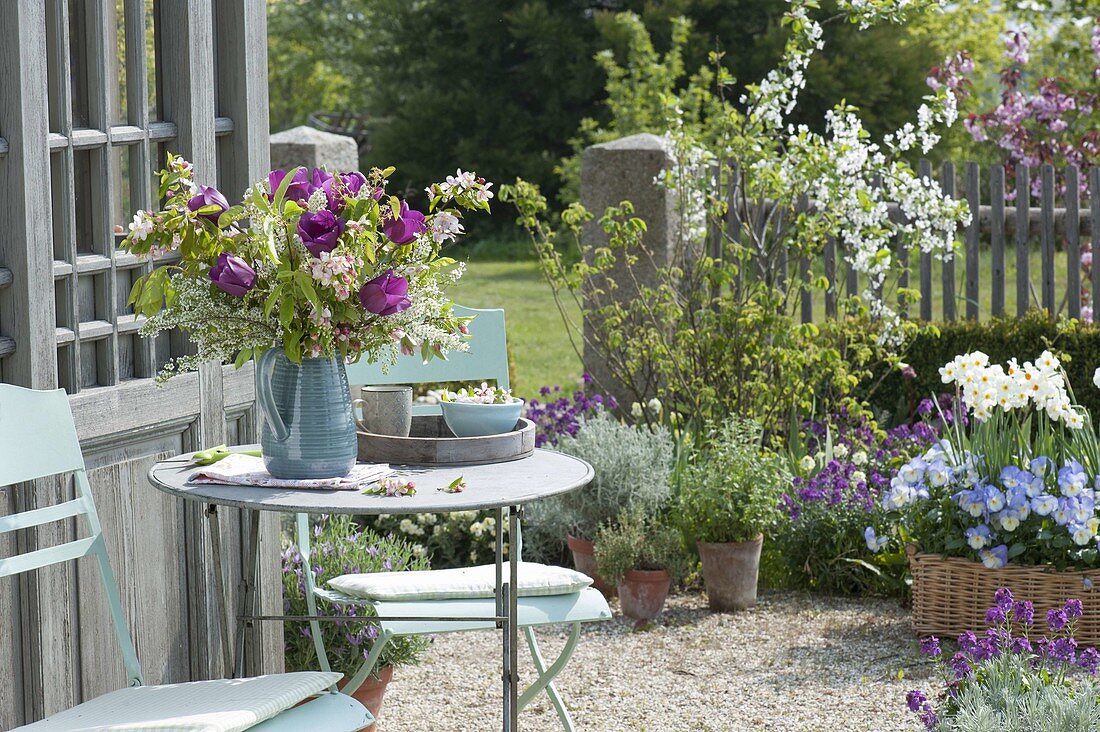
[579,133,680,411]
[269,125,359,172]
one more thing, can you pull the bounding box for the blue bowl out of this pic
[440,400,525,438]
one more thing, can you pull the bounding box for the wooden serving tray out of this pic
[358,415,536,466]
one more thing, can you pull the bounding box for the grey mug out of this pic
[353,385,413,437]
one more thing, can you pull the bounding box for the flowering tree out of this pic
[508,0,971,432]
[960,21,1100,318]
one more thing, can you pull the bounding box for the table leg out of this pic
[496,506,509,731]
[234,509,262,678]
[205,504,234,676]
[508,505,520,731]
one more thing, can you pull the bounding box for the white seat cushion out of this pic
[17,671,342,732]
[327,562,592,601]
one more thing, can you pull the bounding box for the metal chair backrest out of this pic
[345,305,510,415]
[0,384,144,686]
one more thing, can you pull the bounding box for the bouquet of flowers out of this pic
[869,351,1100,569]
[121,154,492,379]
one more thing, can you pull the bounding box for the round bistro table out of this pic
[148,447,593,732]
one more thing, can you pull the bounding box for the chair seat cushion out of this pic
[17,671,343,732]
[327,562,592,601]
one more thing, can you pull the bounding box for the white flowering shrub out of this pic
[507,0,970,433]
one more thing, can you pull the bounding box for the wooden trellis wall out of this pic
[0,2,279,727]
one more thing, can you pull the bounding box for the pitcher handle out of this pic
[256,347,290,442]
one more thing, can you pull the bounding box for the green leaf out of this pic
[284,331,302,363]
[279,297,295,329]
[272,165,301,206]
[217,206,245,228]
[233,349,252,369]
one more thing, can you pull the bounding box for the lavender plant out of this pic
[522,412,673,563]
[282,515,430,677]
[907,588,1100,731]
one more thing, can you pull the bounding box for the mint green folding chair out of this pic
[300,305,611,731]
[0,384,371,731]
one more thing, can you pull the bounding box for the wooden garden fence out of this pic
[732,161,1100,324]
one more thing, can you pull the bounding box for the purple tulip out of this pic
[358,270,411,316]
[267,169,311,203]
[187,185,230,223]
[382,201,426,245]
[297,210,346,256]
[208,253,256,297]
[324,172,368,212]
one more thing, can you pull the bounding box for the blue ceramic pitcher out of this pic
[256,347,358,479]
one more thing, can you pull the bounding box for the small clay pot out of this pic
[349,665,394,732]
[698,535,764,611]
[567,534,616,599]
[617,569,672,621]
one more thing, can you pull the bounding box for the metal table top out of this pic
[148,446,594,514]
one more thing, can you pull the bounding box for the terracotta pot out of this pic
[566,534,616,598]
[698,535,764,611]
[617,569,671,621]
[349,665,394,732]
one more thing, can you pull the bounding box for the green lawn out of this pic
[451,244,1082,397]
[448,259,582,398]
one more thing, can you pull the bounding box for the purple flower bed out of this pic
[524,372,617,447]
[771,407,943,596]
[784,409,941,521]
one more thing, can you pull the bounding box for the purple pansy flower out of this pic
[382,200,426,244]
[187,185,230,223]
[358,270,411,316]
[208,253,256,297]
[297,210,346,256]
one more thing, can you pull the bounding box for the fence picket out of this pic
[1067,165,1081,318]
[965,162,980,320]
[717,160,1095,325]
[990,165,1006,317]
[798,193,812,323]
[919,159,933,320]
[1093,167,1100,319]
[1041,164,1056,313]
[941,161,957,320]
[1016,165,1030,317]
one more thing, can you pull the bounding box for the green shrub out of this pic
[594,509,688,585]
[678,418,789,545]
[282,516,430,677]
[361,511,498,569]
[524,412,673,557]
[869,311,1100,424]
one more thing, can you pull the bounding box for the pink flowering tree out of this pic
[957,22,1100,318]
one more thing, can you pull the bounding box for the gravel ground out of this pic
[378,591,933,732]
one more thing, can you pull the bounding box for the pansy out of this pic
[966,524,991,550]
[1031,494,1059,516]
[864,526,889,552]
[980,544,1009,569]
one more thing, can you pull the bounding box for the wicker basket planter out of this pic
[909,547,1100,644]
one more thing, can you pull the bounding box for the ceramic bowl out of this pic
[440,399,525,438]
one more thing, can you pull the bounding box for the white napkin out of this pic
[190,453,393,491]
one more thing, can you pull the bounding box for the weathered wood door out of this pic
[0,2,282,726]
